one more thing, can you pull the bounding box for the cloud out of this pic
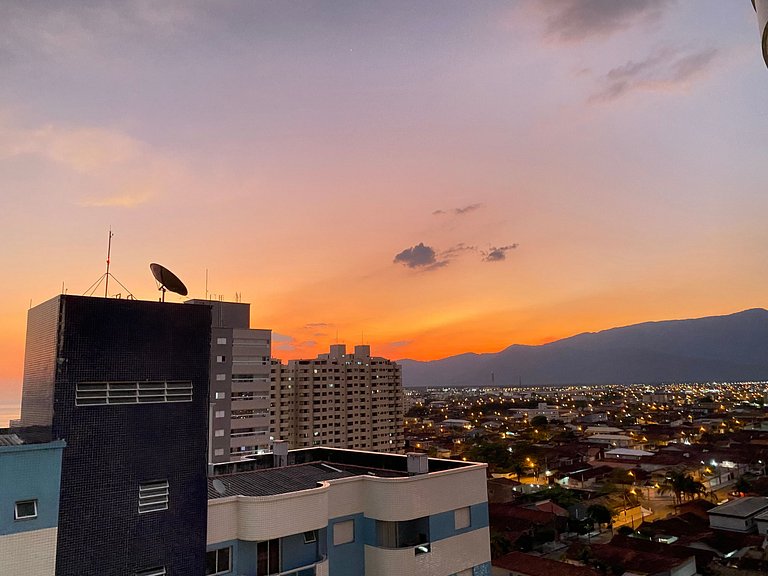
[304,322,331,328]
[388,340,413,348]
[531,0,672,42]
[440,243,477,259]
[0,2,194,65]
[0,118,181,207]
[433,203,483,216]
[273,338,317,354]
[591,47,719,102]
[393,243,448,270]
[272,333,294,343]
[482,244,519,262]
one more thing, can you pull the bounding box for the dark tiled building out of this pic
[20,295,211,576]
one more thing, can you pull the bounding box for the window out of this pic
[138,480,169,513]
[136,568,166,576]
[375,517,429,548]
[216,374,226,381]
[215,392,226,400]
[303,530,318,544]
[14,499,37,520]
[455,507,471,530]
[215,410,225,418]
[214,448,225,456]
[333,519,355,545]
[216,356,226,363]
[206,546,231,575]
[214,429,225,437]
[217,337,227,345]
[257,539,279,575]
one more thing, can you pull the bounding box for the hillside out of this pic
[399,309,768,387]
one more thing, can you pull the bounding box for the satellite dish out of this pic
[212,479,227,496]
[150,263,188,301]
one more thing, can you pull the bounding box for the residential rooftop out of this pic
[494,551,599,576]
[0,426,55,446]
[207,446,479,499]
[708,496,768,518]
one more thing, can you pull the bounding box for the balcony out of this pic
[278,557,328,576]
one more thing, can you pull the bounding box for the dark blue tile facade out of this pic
[22,295,211,576]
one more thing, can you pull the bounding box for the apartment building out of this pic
[186,300,272,463]
[271,344,404,453]
[0,429,64,576]
[4,292,491,575]
[19,294,212,576]
[207,447,492,576]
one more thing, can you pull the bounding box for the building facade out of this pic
[186,300,272,463]
[20,295,212,576]
[0,430,64,576]
[206,448,492,576]
[271,344,404,453]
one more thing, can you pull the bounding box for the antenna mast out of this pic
[104,228,113,298]
[83,228,134,299]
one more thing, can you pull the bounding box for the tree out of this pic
[467,442,511,472]
[735,475,752,494]
[490,531,512,559]
[587,504,613,527]
[658,471,707,506]
[531,415,548,428]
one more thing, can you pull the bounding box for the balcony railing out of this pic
[277,556,327,576]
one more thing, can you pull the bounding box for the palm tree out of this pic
[658,471,707,506]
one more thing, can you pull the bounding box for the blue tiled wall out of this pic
[429,502,489,542]
[327,513,366,576]
[281,531,321,571]
[0,441,65,536]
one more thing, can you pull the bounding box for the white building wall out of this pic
[207,463,488,544]
[364,528,491,576]
[0,527,57,576]
[709,514,755,532]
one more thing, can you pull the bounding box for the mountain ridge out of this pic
[398,308,768,387]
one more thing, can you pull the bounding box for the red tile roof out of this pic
[493,552,600,576]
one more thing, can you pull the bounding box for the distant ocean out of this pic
[0,402,20,427]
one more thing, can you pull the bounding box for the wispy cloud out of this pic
[272,333,294,343]
[388,340,413,348]
[591,47,719,102]
[433,203,483,216]
[393,242,448,270]
[0,118,180,207]
[530,0,672,43]
[440,243,477,259]
[482,244,519,262]
[0,1,194,65]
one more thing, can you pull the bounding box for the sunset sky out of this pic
[1,1,766,408]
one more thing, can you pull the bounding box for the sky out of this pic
[0,1,767,408]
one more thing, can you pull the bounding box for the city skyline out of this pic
[1,1,767,405]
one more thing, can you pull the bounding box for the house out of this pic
[492,551,599,576]
[708,496,768,533]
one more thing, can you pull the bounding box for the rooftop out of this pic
[207,447,478,499]
[708,496,768,518]
[0,426,56,446]
[493,551,599,576]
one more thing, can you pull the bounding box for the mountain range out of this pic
[398,308,768,387]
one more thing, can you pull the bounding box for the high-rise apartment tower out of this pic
[20,295,211,576]
[271,344,404,452]
[186,300,272,463]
